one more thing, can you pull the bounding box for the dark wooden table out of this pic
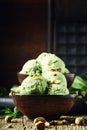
[0,115,87,130]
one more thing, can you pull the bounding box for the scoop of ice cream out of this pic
[42,71,66,84]
[37,52,65,73]
[42,71,69,95]
[48,84,69,95]
[20,59,42,76]
[18,76,48,94]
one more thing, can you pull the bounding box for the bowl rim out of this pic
[17,72,28,76]
[12,93,76,98]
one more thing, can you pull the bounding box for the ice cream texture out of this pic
[37,52,69,74]
[12,52,70,95]
[37,52,66,73]
[20,59,42,76]
[48,84,69,95]
[17,76,48,94]
[42,71,66,84]
[42,71,69,95]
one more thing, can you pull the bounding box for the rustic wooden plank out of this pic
[23,116,35,130]
[1,116,87,130]
[0,117,24,130]
[57,125,87,130]
[22,116,87,130]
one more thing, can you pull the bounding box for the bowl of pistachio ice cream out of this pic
[11,52,76,120]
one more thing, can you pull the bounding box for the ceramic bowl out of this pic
[12,93,76,120]
[64,73,75,88]
[17,72,28,84]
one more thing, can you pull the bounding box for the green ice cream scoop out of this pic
[48,84,69,95]
[42,71,69,95]
[42,71,66,84]
[19,76,48,95]
[37,52,65,73]
[20,59,42,76]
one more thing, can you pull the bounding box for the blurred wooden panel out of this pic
[0,0,48,89]
[55,0,87,21]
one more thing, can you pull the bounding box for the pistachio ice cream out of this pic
[20,59,42,76]
[48,83,69,95]
[12,52,70,95]
[42,71,69,95]
[17,76,48,95]
[37,52,66,73]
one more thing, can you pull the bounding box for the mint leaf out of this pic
[69,76,87,94]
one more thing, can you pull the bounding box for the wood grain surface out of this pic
[0,115,87,130]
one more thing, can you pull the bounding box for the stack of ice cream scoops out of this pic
[11,52,70,95]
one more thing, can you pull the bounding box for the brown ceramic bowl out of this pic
[17,72,75,87]
[12,93,76,120]
[17,72,28,84]
[64,73,75,88]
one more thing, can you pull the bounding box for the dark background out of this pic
[0,0,87,90]
[55,0,87,79]
[0,0,48,89]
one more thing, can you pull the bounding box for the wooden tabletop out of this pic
[0,115,87,130]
